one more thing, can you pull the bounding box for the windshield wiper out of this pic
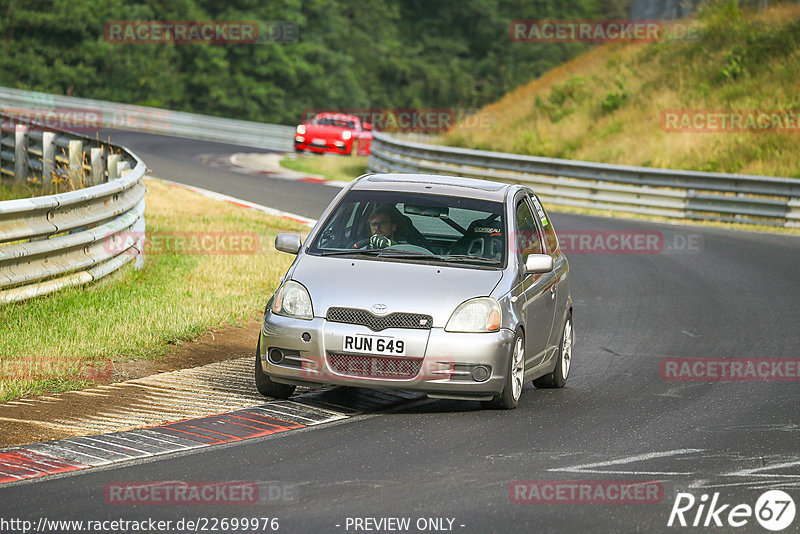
[381,252,501,264]
[436,255,502,265]
[319,249,433,259]
[317,250,500,265]
[376,250,433,259]
[318,249,384,256]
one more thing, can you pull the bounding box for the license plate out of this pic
[311,138,327,146]
[343,334,406,356]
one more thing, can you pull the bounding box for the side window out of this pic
[317,202,357,247]
[530,194,559,254]
[515,199,543,259]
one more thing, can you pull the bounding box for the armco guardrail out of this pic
[0,86,294,152]
[368,131,800,228]
[0,112,146,303]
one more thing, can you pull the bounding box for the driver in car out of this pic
[364,207,398,249]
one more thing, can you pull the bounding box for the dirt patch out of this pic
[102,314,261,382]
[0,313,262,448]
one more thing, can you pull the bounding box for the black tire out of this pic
[255,338,296,399]
[533,313,573,389]
[482,328,525,410]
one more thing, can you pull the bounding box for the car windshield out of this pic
[314,116,356,129]
[307,189,506,266]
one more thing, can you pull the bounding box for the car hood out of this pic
[291,255,504,328]
[304,124,350,138]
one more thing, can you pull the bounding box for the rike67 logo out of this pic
[668,490,795,531]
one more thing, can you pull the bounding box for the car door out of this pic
[531,192,569,356]
[514,194,557,370]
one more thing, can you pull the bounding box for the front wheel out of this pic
[483,329,525,410]
[255,338,296,399]
[534,313,572,389]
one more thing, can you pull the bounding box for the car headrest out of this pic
[449,217,503,259]
[464,217,502,237]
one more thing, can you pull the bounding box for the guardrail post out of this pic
[0,127,7,178]
[68,139,84,185]
[734,192,745,221]
[117,161,131,176]
[14,124,28,184]
[132,197,146,271]
[686,188,695,218]
[90,147,104,185]
[107,153,121,180]
[41,131,55,188]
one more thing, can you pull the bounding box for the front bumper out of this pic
[260,311,515,397]
[295,139,351,154]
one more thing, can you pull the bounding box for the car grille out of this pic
[326,307,432,332]
[328,354,421,379]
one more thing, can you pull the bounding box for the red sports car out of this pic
[294,113,372,156]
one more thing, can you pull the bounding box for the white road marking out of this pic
[551,448,704,471]
[721,459,800,478]
[550,448,704,476]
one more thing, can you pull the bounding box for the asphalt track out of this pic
[2,130,800,533]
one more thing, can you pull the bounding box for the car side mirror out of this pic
[275,233,302,254]
[363,122,372,131]
[524,254,554,274]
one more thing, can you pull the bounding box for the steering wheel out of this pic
[352,237,371,249]
[352,238,433,254]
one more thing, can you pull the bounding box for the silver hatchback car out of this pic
[256,174,572,409]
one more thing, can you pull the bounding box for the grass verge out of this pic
[0,182,40,201]
[445,3,800,178]
[280,153,368,181]
[0,178,307,402]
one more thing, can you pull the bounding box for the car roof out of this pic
[351,173,515,202]
[315,113,359,121]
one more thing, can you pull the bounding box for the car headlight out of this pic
[271,280,313,320]
[296,125,306,135]
[341,130,352,140]
[445,297,501,333]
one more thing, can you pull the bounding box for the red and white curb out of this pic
[0,168,425,486]
[147,176,318,228]
[200,153,349,188]
[0,385,423,486]
[0,403,336,485]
